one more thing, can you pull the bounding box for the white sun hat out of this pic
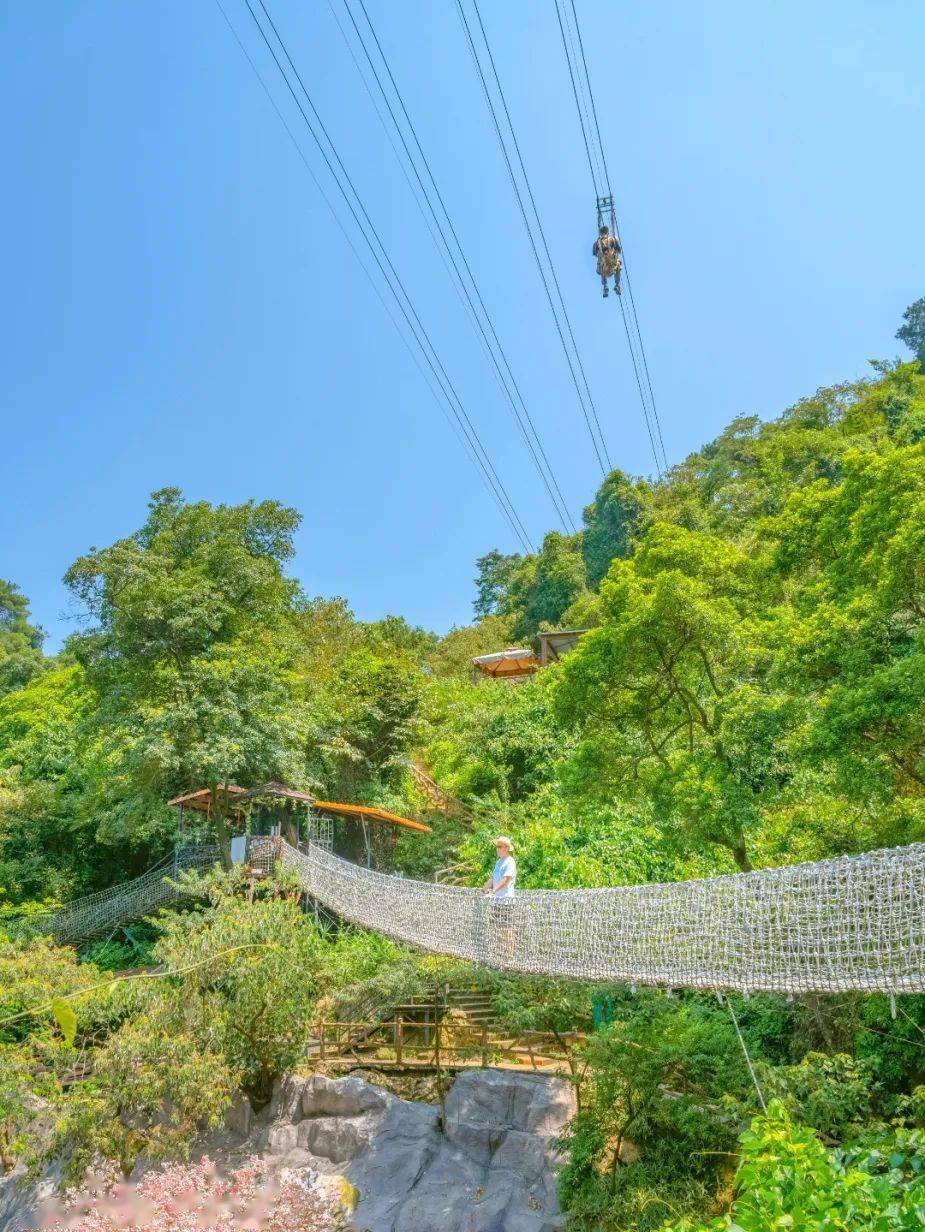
[493,835,514,851]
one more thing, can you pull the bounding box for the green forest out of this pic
[3,303,925,1229]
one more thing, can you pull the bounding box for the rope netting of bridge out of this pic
[7,838,925,997]
[7,846,217,947]
[270,839,925,996]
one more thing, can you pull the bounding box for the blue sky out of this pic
[2,1,923,651]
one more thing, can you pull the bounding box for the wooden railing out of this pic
[311,1017,584,1074]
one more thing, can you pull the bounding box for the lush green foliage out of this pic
[560,993,751,1231]
[0,580,45,699]
[3,322,925,1221]
[897,296,925,367]
[666,1100,925,1231]
[0,502,433,898]
[0,871,406,1177]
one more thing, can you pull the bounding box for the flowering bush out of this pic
[40,1155,345,1231]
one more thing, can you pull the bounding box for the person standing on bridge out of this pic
[484,836,516,960]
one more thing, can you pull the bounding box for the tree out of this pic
[0,581,45,698]
[63,489,307,853]
[582,470,650,588]
[473,550,523,619]
[560,995,749,1232]
[511,532,586,638]
[0,665,98,901]
[897,296,925,366]
[770,443,925,833]
[315,643,423,800]
[556,525,789,871]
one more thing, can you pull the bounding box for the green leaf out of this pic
[51,997,77,1047]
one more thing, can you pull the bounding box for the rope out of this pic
[341,0,577,535]
[723,995,767,1113]
[456,0,611,475]
[268,837,925,996]
[6,845,218,945]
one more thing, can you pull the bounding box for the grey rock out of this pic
[297,1114,376,1163]
[271,1072,312,1123]
[301,1073,390,1119]
[261,1069,576,1232]
[0,1160,65,1232]
[225,1090,253,1136]
[445,1069,575,1140]
[267,1122,301,1154]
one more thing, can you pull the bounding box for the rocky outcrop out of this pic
[0,1069,576,1232]
[258,1069,576,1232]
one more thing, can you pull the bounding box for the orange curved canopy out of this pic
[312,801,431,833]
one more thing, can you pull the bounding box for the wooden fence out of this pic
[311,1017,584,1074]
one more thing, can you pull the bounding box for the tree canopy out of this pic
[897,296,925,367]
[0,580,45,699]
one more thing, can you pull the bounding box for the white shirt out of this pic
[491,855,516,899]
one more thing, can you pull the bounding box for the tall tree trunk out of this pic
[211,782,232,868]
[731,841,752,873]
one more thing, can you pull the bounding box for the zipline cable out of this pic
[324,0,563,531]
[566,0,669,474]
[339,0,576,534]
[326,0,551,523]
[563,2,606,196]
[242,0,535,552]
[213,0,513,528]
[467,0,612,474]
[553,0,599,201]
[325,1,488,343]
[249,0,534,550]
[456,0,611,476]
[552,0,661,478]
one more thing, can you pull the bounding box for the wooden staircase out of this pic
[410,763,474,823]
[395,984,498,1031]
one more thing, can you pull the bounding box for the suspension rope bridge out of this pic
[9,846,217,950]
[11,837,925,998]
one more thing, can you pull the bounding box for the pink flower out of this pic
[39,1156,341,1231]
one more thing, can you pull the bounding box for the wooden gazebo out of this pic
[471,647,539,682]
[167,781,430,872]
[471,629,589,682]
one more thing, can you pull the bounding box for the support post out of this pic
[396,1017,403,1066]
[319,1021,326,1062]
[481,1025,489,1068]
[434,1019,441,1070]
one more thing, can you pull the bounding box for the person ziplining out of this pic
[592,223,621,298]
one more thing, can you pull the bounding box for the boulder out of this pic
[261,1068,576,1232]
[444,1069,576,1140]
